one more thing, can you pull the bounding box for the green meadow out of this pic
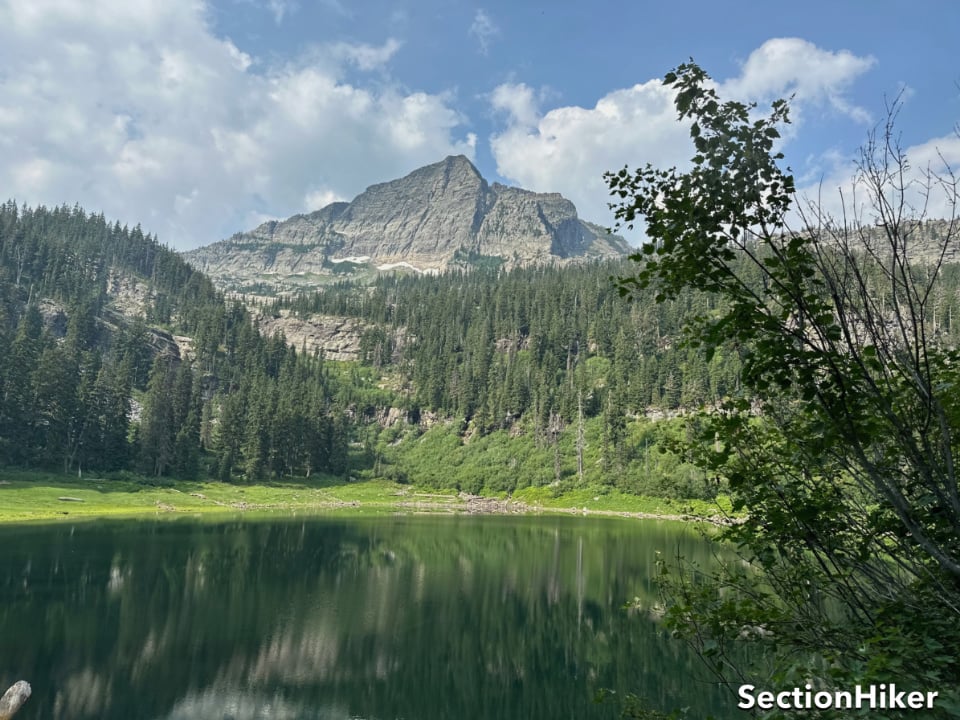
[0,469,731,524]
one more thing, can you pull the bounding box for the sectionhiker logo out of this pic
[738,684,939,711]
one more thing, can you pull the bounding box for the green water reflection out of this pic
[0,515,743,719]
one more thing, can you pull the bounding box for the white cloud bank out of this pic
[0,0,475,249]
[490,38,881,238]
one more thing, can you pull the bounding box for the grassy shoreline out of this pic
[0,470,734,524]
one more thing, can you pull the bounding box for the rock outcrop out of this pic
[0,681,30,720]
[257,310,390,362]
[183,156,630,292]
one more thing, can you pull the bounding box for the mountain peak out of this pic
[443,153,477,169]
[183,158,629,293]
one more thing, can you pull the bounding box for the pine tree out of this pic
[32,341,80,471]
[171,362,201,479]
[139,356,175,476]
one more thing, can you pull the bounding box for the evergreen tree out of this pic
[139,356,175,476]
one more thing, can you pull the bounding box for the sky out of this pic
[1,0,958,250]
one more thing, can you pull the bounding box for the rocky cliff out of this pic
[183,156,630,292]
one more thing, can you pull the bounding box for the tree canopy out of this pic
[0,203,349,480]
[606,62,960,717]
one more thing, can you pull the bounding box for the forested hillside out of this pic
[5,200,960,504]
[277,249,960,420]
[0,202,349,480]
[267,241,960,496]
[277,262,743,419]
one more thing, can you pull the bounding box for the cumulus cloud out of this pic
[0,0,474,249]
[490,79,692,234]
[490,83,541,129]
[469,9,500,55]
[489,38,879,239]
[721,38,876,123]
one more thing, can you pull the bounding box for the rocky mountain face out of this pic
[256,310,385,362]
[183,156,630,293]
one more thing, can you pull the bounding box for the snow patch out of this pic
[329,256,371,264]
[376,262,441,275]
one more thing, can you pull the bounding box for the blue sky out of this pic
[1,0,957,249]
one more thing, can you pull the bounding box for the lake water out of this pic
[0,515,743,719]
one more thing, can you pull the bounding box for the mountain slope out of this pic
[0,202,350,479]
[183,156,630,292]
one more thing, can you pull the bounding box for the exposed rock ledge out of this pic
[256,309,406,363]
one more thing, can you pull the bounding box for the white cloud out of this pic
[0,0,474,249]
[721,38,876,123]
[490,83,541,128]
[12,159,55,194]
[469,9,499,55]
[330,38,403,71]
[490,79,691,234]
[489,38,879,239]
[796,131,960,228]
[303,188,344,211]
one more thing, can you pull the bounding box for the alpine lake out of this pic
[0,514,747,719]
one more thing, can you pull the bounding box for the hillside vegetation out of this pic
[3,200,960,509]
[0,202,350,482]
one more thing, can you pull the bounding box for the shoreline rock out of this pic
[0,681,31,720]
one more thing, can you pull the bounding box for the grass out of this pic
[0,469,735,524]
[510,485,733,518]
[0,470,408,523]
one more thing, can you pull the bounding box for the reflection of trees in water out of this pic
[0,518,732,720]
